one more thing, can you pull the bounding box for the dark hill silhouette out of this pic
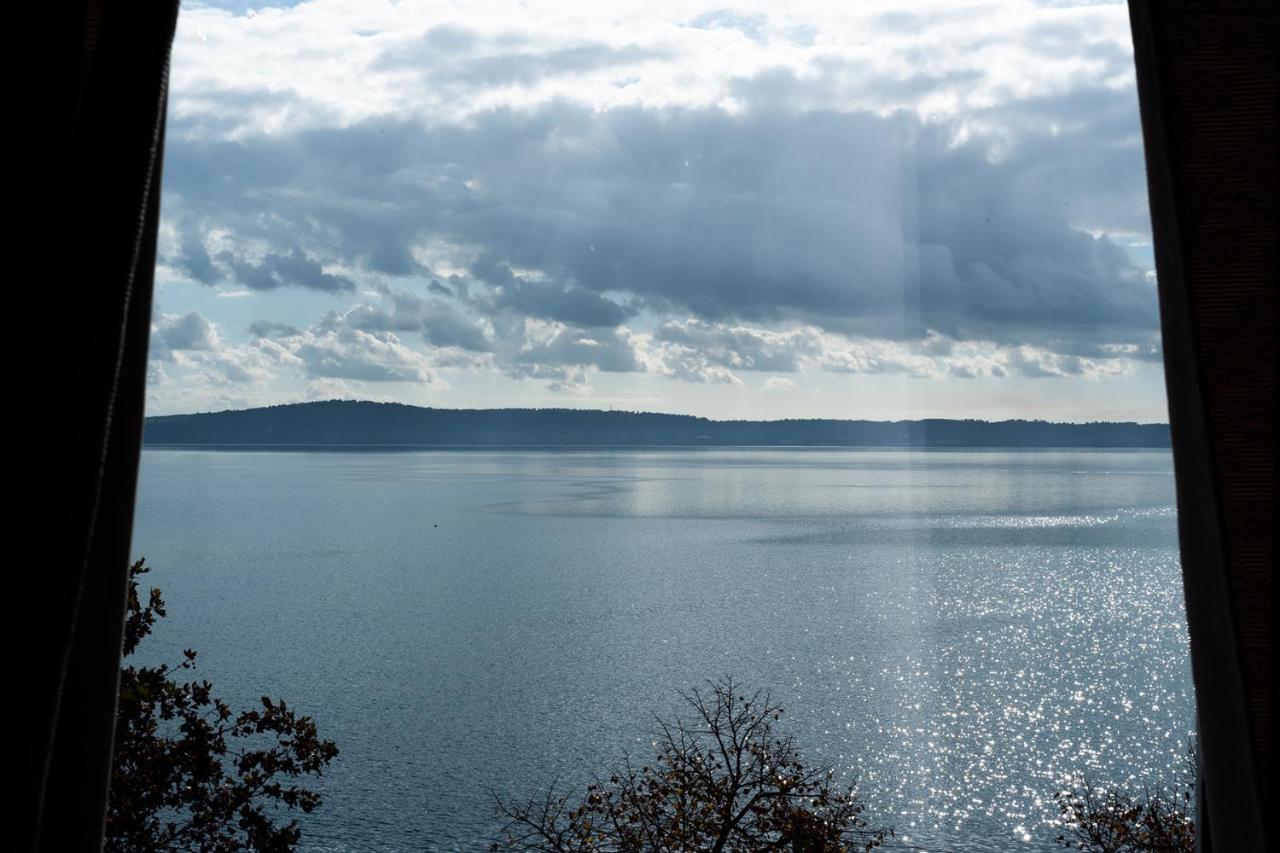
[142,401,1171,448]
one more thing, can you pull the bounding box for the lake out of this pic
[130,448,1193,852]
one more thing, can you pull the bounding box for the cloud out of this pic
[643,319,1139,383]
[422,308,494,352]
[687,10,772,44]
[263,310,446,384]
[172,228,357,293]
[152,307,445,395]
[248,320,303,339]
[162,92,1155,353]
[336,287,496,351]
[170,1,1139,136]
[492,279,635,328]
[175,230,219,284]
[304,377,364,401]
[653,319,821,372]
[377,30,668,88]
[652,347,743,385]
[467,252,637,327]
[152,311,221,354]
[147,1,1165,415]
[220,247,356,293]
[151,311,282,385]
[510,322,644,378]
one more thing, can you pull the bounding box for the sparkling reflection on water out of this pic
[132,449,1193,852]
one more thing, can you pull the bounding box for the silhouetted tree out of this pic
[107,559,339,852]
[1054,742,1195,853]
[491,677,889,853]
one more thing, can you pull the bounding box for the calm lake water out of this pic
[131,448,1193,853]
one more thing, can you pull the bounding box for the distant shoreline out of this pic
[141,443,1173,452]
[143,400,1171,449]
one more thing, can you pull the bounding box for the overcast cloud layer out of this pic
[148,0,1165,421]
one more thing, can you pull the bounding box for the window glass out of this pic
[133,2,1192,851]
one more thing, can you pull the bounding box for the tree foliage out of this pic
[491,677,889,853]
[107,558,339,852]
[1053,742,1196,853]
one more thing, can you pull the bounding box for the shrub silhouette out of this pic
[107,558,338,852]
[491,676,889,852]
[1053,742,1195,853]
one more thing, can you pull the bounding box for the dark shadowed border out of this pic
[23,3,180,850]
[1128,1,1274,850]
[23,2,1274,850]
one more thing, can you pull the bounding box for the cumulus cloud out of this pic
[221,248,356,293]
[259,310,445,384]
[653,319,821,372]
[338,287,497,352]
[376,27,669,88]
[161,88,1155,347]
[509,322,644,379]
[173,227,356,293]
[151,311,282,385]
[150,306,445,403]
[642,318,1139,383]
[147,0,1163,415]
[152,311,221,355]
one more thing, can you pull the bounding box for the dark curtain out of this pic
[22,2,180,851]
[1128,2,1275,852]
[23,2,1273,851]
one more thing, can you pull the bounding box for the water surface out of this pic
[132,448,1193,852]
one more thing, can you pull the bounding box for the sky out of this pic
[148,0,1167,422]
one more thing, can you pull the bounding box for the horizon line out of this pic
[145,399,1171,427]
